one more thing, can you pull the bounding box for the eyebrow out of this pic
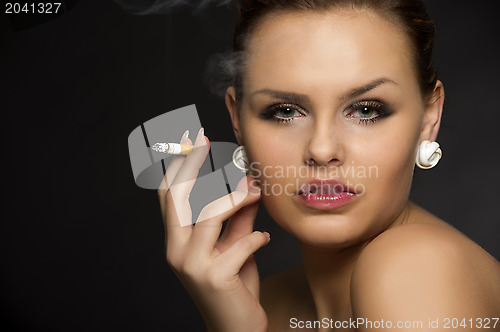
[250,77,398,103]
[340,77,398,101]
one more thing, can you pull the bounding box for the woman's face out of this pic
[227,10,441,248]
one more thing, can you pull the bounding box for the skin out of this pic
[228,9,436,248]
[223,9,500,332]
[159,8,500,332]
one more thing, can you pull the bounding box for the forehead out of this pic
[244,10,416,96]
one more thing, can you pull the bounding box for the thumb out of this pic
[218,199,260,250]
[216,230,271,276]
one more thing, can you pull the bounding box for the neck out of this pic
[299,240,366,321]
[298,201,414,321]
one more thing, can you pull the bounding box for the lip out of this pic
[296,178,358,210]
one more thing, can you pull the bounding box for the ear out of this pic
[420,80,445,142]
[225,86,244,145]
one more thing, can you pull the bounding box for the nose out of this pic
[303,120,344,167]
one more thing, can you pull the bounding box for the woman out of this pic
[158,0,500,330]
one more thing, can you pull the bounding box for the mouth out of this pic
[297,179,357,195]
[296,178,358,210]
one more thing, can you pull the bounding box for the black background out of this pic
[1,0,499,331]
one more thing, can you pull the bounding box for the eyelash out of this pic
[259,100,393,125]
[259,103,305,124]
[347,100,393,125]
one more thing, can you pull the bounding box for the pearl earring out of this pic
[416,140,442,169]
[232,145,249,173]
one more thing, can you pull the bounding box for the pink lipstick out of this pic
[296,178,357,210]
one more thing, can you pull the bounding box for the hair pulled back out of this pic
[208,0,437,102]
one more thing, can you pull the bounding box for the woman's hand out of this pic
[157,128,270,332]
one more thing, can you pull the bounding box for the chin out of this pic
[262,198,372,248]
[262,190,404,249]
[300,215,378,248]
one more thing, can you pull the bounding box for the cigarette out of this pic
[151,143,194,155]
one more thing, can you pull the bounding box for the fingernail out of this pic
[195,127,205,146]
[181,130,189,141]
[250,185,261,194]
[263,231,270,239]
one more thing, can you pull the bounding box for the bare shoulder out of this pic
[260,267,316,331]
[352,222,500,319]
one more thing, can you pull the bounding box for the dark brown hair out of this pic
[224,0,437,102]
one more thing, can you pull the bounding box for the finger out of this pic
[198,175,259,224]
[163,188,193,251]
[170,128,209,201]
[158,131,194,250]
[235,175,260,193]
[216,200,260,253]
[168,128,209,228]
[215,231,270,277]
[190,186,261,252]
[239,255,260,298]
[214,176,261,250]
[158,130,191,219]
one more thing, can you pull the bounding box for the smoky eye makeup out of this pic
[258,102,307,124]
[258,99,394,126]
[344,99,394,125]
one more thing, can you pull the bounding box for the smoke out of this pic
[203,50,247,98]
[114,0,235,15]
[114,0,246,98]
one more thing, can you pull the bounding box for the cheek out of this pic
[244,137,300,195]
[360,127,417,176]
[240,113,304,170]
[351,108,421,175]
[351,114,421,222]
[366,137,416,195]
[240,119,304,224]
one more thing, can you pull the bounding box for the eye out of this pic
[260,103,306,124]
[346,100,393,125]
